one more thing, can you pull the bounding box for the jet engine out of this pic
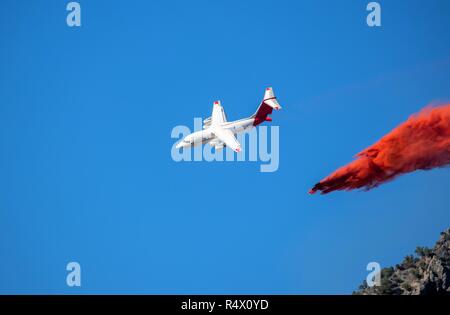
[203,116,212,129]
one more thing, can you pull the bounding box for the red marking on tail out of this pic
[253,102,274,126]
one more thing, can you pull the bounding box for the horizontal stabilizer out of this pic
[253,87,282,126]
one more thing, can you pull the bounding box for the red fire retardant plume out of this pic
[309,104,450,195]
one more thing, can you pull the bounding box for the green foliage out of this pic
[401,282,412,292]
[402,255,417,269]
[381,267,394,278]
[410,268,421,278]
[355,229,450,295]
[415,246,432,257]
[358,280,368,291]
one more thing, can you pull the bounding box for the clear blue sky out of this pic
[1,0,449,294]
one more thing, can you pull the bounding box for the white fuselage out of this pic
[177,117,255,148]
[176,87,281,151]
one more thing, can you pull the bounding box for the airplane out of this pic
[176,87,282,152]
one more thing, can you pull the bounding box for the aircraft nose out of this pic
[176,138,191,149]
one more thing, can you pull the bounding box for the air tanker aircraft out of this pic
[176,87,282,152]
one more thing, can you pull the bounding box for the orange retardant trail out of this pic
[309,104,450,195]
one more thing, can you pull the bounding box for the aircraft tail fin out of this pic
[252,87,281,126]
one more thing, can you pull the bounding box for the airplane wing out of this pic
[213,127,241,152]
[211,101,227,126]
